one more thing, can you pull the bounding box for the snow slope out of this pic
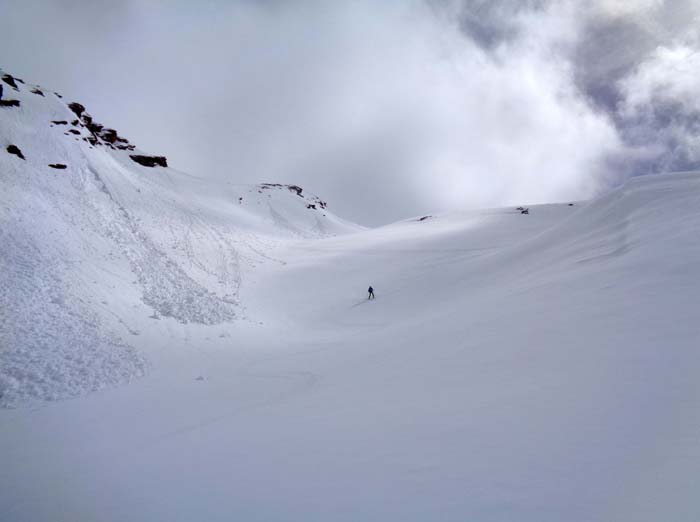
[0,69,360,406]
[2,70,700,521]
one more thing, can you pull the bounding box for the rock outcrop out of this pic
[1,74,19,90]
[7,145,25,160]
[2,70,165,171]
[130,155,168,168]
[261,183,304,197]
[67,102,86,118]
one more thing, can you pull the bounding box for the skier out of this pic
[368,286,375,300]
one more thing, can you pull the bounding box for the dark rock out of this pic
[260,183,303,196]
[100,129,118,143]
[87,136,99,146]
[418,215,432,221]
[521,208,529,215]
[15,77,24,84]
[69,129,81,135]
[260,183,314,200]
[71,119,79,126]
[31,88,45,97]
[6,145,25,160]
[1,74,18,90]
[0,83,3,99]
[568,203,574,206]
[51,120,68,125]
[81,113,93,125]
[86,121,103,134]
[48,163,67,169]
[130,155,167,168]
[54,92,63,99]
[68,102,86,117]
[0,99,20,107]
[306,204,317,210]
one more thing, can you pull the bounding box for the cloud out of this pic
[453,0,700,179]
[1,0,698,224]
[577,0,700,174]
[618,44,700,172]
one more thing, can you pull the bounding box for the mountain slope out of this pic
[1,70,700,521]
[0,68,360,406]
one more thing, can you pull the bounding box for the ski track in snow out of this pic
[85,163,238,325]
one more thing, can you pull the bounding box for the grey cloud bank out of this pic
[1,0,698,225]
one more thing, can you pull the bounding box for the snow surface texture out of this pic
[2,70,700,521]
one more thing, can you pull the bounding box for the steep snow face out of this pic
[0,69,360,406]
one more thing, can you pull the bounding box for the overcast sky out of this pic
[2,0,699,225]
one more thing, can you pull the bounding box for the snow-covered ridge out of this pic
[0,69,360,407]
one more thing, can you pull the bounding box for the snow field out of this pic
[2,69,700,521]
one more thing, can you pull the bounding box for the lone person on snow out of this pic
[368,286,375,300]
